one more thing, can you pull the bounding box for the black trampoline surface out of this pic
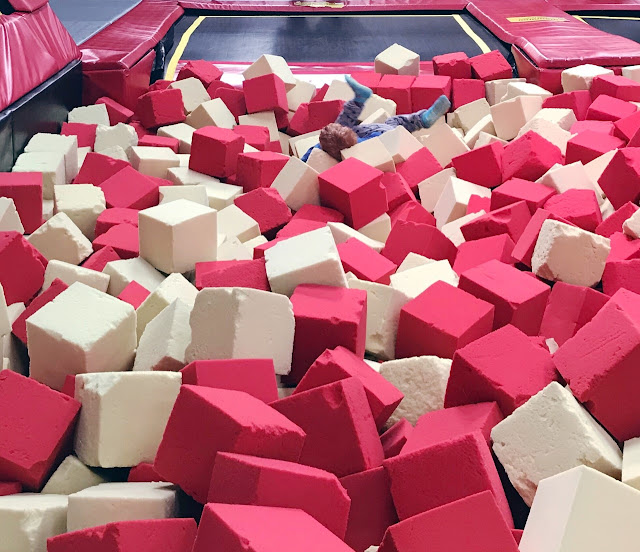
[49,0,142,45]
[167,13,511,64]
[576,14,640,44]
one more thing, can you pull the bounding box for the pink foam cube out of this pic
[543,188,602,232]
[453,234,515,275]
[381,172,415,211]
[195,259,269,291]
[596,201,639,237]
[460,200,531,243]
[395,148,442,193]
[154,386,305,503]
[294,346,403,429]
[61,122,97,149]
[96,96,134,125]
[318,157,388,229]
[337,238,398,284]
[0,172,43,233]
[0,231,47,304]
[411,75,452,111]
[490,177,557,214]
[100,166,159,210]
[127,462,163,482]
[381,419,412,459]
[451,78,485,110]
[566,130,625,165]
[81,246,121,272]
[287,284,367,385]
[178,59,222,87]
[234,187,292,236]
[445,324,559,415]
[180,359,278,403]
[433,52,471,79]
[598,147,640,208]
[382,220,457,266]
[208,452,350,537]
[602,258,640,295]
[136,89,186,129]
[396,280,494,360]
[452,141,503,188]
[470,50,513,81]
[377,75,416,115]
[271,378,384,477]
[291,204,344,224]
[243,73,288,115]
[117,280,150,310]
[501,131,563,182]
[92,223,139,258]
[542,90,591,120]
[189,126,245,178]
[586,94,637,121]
[590,73,640,102]
[459,259,550,335]
[511,209,573,267]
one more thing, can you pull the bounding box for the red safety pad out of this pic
[178,0,469,12]
[8,0,48,11]
[0,4,80,111]
[467,0,640,70]
[552,0,640,10]
[80,0,183,109]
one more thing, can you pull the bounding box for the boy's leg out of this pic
[336,99,366,129]
[384,95,452,132]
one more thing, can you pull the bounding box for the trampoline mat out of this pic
[49,0,143,45]
[167,13,510,65]
[576,15,640,44]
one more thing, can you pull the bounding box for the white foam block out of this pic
[347,276,409,360]
[98,145,129,162]
[379,355,452,425]
[358,213,391,243]
[623,437,640,491]
[418,123,469,167]
[216,204,260,243]
[135,272,198,341]
[44,260,110,293]
[491,95,543,141]
[341,137,396,172]
[94,123,138,154]
[2,302,27,376]
[77,147,91,170]
[216,236,253,261]
[68,104,110,126]
[473,131,506,149]
[130,146,180,179]
[622,65,640,83]
[242,54,297,91]
[396,252,434,273]
[134,299,193,372]
[139,199,218,273]
[362,108,390,124]
[517,118,573,156]
[159,184,209,206]
[375,43,420,76]
[306,147,339,173]
[265,226,347,296]
[67,482,178,532]
[442,210,485,247]
[623,209,640,239]
[42,199,55,222]
[0,197,24,233]
[27,212,93,265]
[530,107,577,131]
[463,115,496,148]
[520,466,639,552]
[501,82,552,102]
[324,79,355,102]
[561,64,614,93]
[202,181,243,210]
[177,154,190,167]
[103,257,165,296]
[271,156,321,211]
[167,166,220,187]
[584,149,618,184]
[390,259,459,298]
[492,382,622,507]
[359,94,397,122]
[13,151,65,200]
[54,184,106,240]
[328,221,385,253]
[532,219,611,287]
[186,287,295,375]
[287,79,317,112]
[418,167,457,213]
[24,133,78,183]
[433,176,492,228]
[536,162,604,204]
[74,372,181,467]
[378,126,424,164]
[186,98,236,129]
[238,111,279,140]
[169,77,211,113]
[485,78,526,106]
[451,98,491,133]
[26,282,136,391]
[41,455,108,495]
[157,123,195,154]
[0,494,68,552]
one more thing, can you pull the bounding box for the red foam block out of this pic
[0,172,43,234]
[135,89,186,129]
[193,503,355,552]
[451,78,485,110]
[337,238,398,285]
[235,152,289,193]
[382,220,456,266]
[453,233,515,275]
[0,371,79,490]
[47,519,197,552]
[291,204,344,224]
[81,246,121,273]
[0,231,46,304]
[178,60,222,87]
[378,491,519,552]
[243,73,288,115]
[195,259,269,291]
[92,223,139,259]
[189,127,245,178]
[294,346,403,430]
[61,122,97,149]
[128,462,163,482]
[433,52,471,80]
[96,97,134,125]
[411,75,452,112]
[566,130,625,165]
[74,152,130,186]
[490,177,557,215]
[12,278,68,345]
[540,282,609,346]
[232,125,270,151]
[543,188,602,232]
[138,134,180,153]
[395,147,442,194]
[377,75,416,115]
[381,419,412,459]
[511,209,574,268]
[598,148,640,209]
[590,73,640,102]
[154,386,305,503]
[286,284,367,385]
[117,280,150,310]
[180,359,278,404]
[542,90,591,121]
[396,280,494,360]
[501,131,563,182]
[445,324,559,415]
[451,141,503,188]
[596,201,639,237]
[470,50,513,81]
[586,94,637,122]
[460,200,531,243]
[271,378,384,478]
[602,258,640,296]
[459,259,550,335]
[208,452,350,538]
[99,166,159,210]
[381,172,415,212]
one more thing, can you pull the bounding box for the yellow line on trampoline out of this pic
[165,16,206,80]
[452,13,491,54]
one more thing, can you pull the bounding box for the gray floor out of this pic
[50,0,142,45]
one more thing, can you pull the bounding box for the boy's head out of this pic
[319,123,358,161]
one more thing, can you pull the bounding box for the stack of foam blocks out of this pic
[3,42,640,551]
